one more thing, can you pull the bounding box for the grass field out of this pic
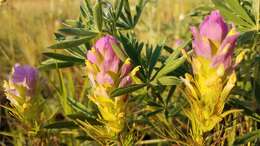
[0,0,210,77]
[1,0,260,145]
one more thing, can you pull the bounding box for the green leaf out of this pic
[147,102,163,107]
[165,39,190,64]
[115,0,124,20]
[58,28,98,36]
[65,47,86,58]
[212,0,254,29]
[48,36,95,49]
[83,0,93,16]
[234,129,260,145]
[123,0,133,26]
[156,56,186,78]
[146,109,164,117]
[112,43,127,62]
[152,76,182,86]
[67,113,102,125]
[38,60,77,71]
[44,121,78,129]
[133,0,147,26]
[43,53,85,63]
[225,0,255,25]
[110,84,146,97]
[94,1,103,32]
[67,97,96,119]
[76,135,94,141]
[146,46,153,64]
[228,98,260,122]
[149,46,162,77]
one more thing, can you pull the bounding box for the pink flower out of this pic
[86,35,132,88]
[5,64,38,97]
[191,10,239,69]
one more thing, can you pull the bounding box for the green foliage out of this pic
[2,0,260,145]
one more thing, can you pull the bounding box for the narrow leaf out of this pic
[149,46,162,77]
[226,0,255,25]
[110,84,146,97]
[94,2,103,31]
[58,28,98,36]
[155,76,182,86]
[156,56,186,78]
[38,61,76,71]
[165,39,191,64]
[115,0,124,20]
[43,53,85,63]
[48,36,94,49]
[234,129,260,145]
[112,43,127,61]
[44,121,78,129]
[68,97,96,119]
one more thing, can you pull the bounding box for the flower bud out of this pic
[4,64,38,105]
[85,35,138,135]
[191,10,239,70]
[183,10,240,143]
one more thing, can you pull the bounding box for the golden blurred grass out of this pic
[0,0,209,77]
[135,0,210,45]
[0,0,80,77]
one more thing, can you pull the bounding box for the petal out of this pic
[120,59,132,77]
[219,28,239,51]
[25,66,38,89]
[199,10,228,43]
[87,49,97,64]
[96,72,114,85]
[12,64,26,83]
[95,35,118,57]
[11,64,38,97]
[119,76,132,87]
[12,64,38,89]
[212,28,239,69]
[191,27,211,58]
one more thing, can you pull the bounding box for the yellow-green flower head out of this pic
[182,11,241,138]
[85,35,138,134]
[3,64,38,106]
[86,35,132,89]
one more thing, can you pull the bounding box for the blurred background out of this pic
[0,0,210,78]
[0,0,210,143]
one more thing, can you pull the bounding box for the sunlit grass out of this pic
[0,0,79,78]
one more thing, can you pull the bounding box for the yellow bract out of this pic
[183,55,238,143]
[85,57,139,137]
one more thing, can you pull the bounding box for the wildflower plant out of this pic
[80,35,139,139]
[2,64,57,145]
[182,10,244,144]
[1,0,260,146]
[3,64,43,124]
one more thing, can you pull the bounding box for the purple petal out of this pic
[120,63,132,78]
[212,30,239,69]
[96,72,114,85]
[191,27,211,58]
[199,10,228,43]
[95,35,118,56]
[220,31,239,51]
[12,64,27,83]
[109,56,120,72]
[12,64,38,90]
[212,51,233,69]
[119,76,132,87]
[87,50,97,64]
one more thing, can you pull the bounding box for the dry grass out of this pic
[0,0,209,77]
[0,0,79,78]
[135,0,210,45]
